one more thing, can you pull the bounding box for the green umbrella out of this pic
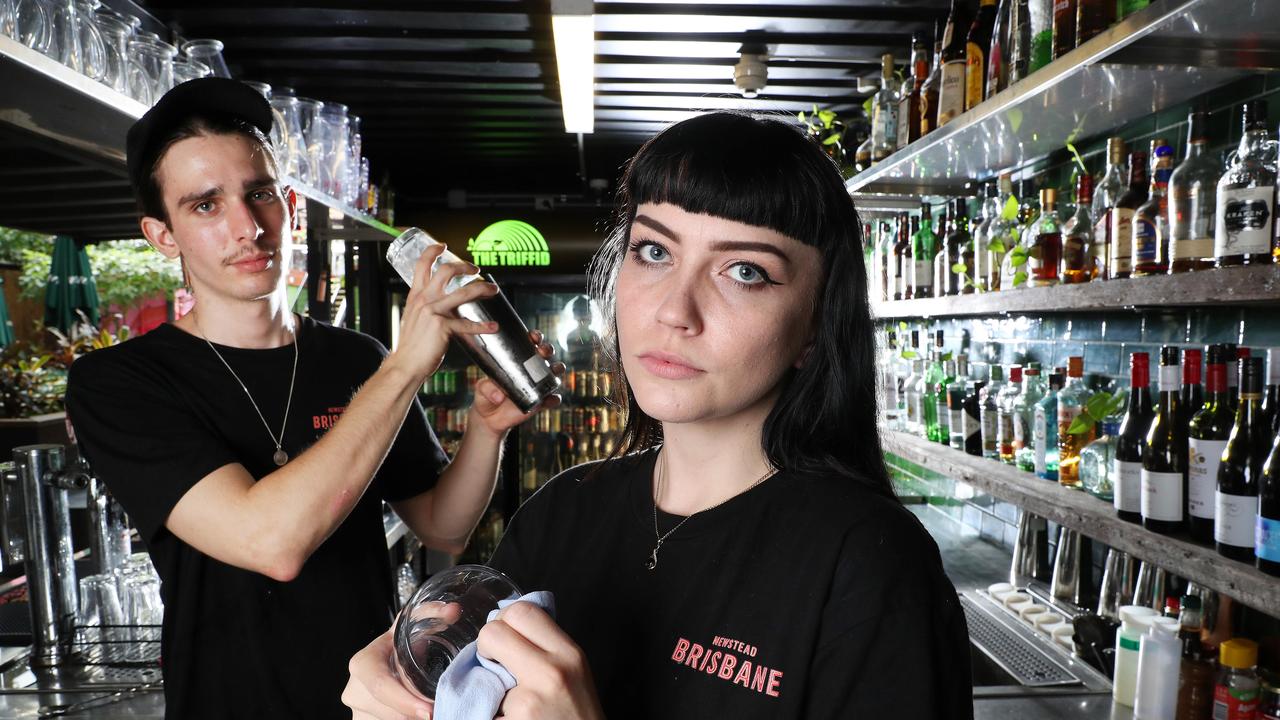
[44,235,100,332]
[0,274,13,348]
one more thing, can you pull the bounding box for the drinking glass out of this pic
[171,56,210,85]
[46,0,81,71]
[127,34,175,105]
[242,79,270,100]
[179,38,229,78]
[93,8,131,93]
[78,573,125,663]
[73,0,104,80]
[295,97,324,186]
[1,0,16,40]
[269,88,303,178]
[391,565,521,701]
[122,574,162,660]
[317,103,349,198]
[14,0,51,53]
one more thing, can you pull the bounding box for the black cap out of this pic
[126,78,274,191]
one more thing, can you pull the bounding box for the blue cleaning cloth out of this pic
[434,590,557,720]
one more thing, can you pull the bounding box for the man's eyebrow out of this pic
[243,176,278,190]
[176,186,221,207]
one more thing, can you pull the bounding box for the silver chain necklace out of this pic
[646,448,776,571]
[195,315,299,466]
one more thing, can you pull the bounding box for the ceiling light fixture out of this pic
[733,37,769,99]
[551,0,595,134]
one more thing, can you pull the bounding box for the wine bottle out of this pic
[1142,346,1186,535]
[1257,426,1280,576]
[1187,345,1232,544]
[1115,352,1153,523]
[936,0,972,127]
[965,0,998,111]
[1110,150,1148,280]
[1216,356,1266,562]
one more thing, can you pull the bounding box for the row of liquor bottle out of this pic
[861,0,1152,167]
[883,330,1280,576]
[867,103,1280,301]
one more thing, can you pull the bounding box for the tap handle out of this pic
[0,462,26,565]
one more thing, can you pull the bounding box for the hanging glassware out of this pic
[179,38,230,78]
[92,8,132,94]
[74,0,106,81]
[14,0,52,54]
[171,56,210,85]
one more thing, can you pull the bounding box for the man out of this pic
[64,78,558,718]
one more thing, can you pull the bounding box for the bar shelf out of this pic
[884,429,1280,617]
[0,34,389,242]
[872,264,1280,319]
[846,0,1280,197]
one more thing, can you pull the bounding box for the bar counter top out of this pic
[0,505,1134,719]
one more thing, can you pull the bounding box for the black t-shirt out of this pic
[490,448,973,719]
[65,316,448,719]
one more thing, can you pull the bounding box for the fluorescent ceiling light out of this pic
[551,0,595,134]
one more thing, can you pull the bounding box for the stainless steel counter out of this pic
[908,504,1134,720]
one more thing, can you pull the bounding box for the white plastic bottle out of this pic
[1133,616,1180,718]
[1113,605,1159,707]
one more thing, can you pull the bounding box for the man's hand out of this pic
[467,329,565,439]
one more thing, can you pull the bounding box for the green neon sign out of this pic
[467,220,551,267]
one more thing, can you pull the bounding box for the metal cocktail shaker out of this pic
[386,228,560,413]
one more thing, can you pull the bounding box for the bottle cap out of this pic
[989,365,1004,381]
[1180,594,1201,612]
[1107,137,1126,164]
[1040,188,1056,207]
[1243,100,1268,130]
[1009,365,1023,383]
[1068,356,1083,377]
[1219,638,1258,670]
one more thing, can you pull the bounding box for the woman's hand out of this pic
[342,628,433,720]
[467,329,565,440]
[387,244,501,383]
[478,600,605,720]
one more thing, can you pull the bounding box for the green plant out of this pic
[0,343,64,418]
[797,105,851,173]
[0,228,52,265]
[1066,390,1129,436]
[16,239,180,310]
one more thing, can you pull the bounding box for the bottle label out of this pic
[872,102,898,151]
[1013,409,1030,451]
[906,391,918,423]
[965,45,985,110]
[1216,185,1275,257]
[982,407,999,454]
[1214,683,1260,719]
[1187,438,1228,520]
[1111,208,1135,273]
[1258,515,1280,562]
[1133,213,1159,264]
[1057,403,1082,427]
[1033,406,1048,474]
[963,408,981,440]
[897,96,912,148]
[914,259,933,291]
[1161,365,1181,392]
[1141,468,1183,522]
[937,398,950,429]
[1114,459,1142,513]
[949,408,964,436]
[1215,491,1259,548]
[1173,236,1215,261]
[938,61,967,124]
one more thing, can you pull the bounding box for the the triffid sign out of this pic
[466,220,552,267]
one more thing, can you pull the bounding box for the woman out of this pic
[344,112,972,719]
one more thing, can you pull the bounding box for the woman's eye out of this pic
[641,244,668,262]
[729,263,764,284]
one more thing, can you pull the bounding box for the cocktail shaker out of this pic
[386,228,560,412]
